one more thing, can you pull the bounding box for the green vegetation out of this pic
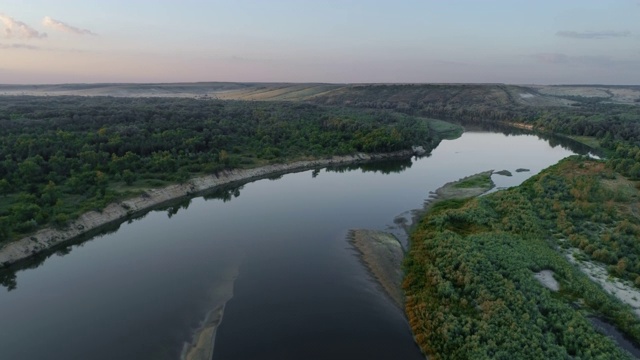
[424,118,464,140]
[452,173,493,189]
[0,95,442,244]
[493,170,512,177]
[567,135,602,150]
[308,83,640,176]
[2,83,640,356]
[404,157,640,359]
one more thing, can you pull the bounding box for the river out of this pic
[0,130,587,360]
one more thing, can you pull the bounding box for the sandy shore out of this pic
[404,170,495,234]
[0,151,414,267]
[348,229,405,308]
[349,171,496,310]
[180,264,240,360]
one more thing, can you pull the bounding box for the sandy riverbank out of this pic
[406,170,495,232]
[180,264,240,360]
[349,171,496,309]
[0,151,415,267]
[348,229,405,308]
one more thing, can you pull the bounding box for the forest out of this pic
[404,157,640,359]
[308,83,640,178]
[2,84,640,358]
[0,95,436,243]
[328,85,640,358]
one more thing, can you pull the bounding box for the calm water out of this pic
[0,131,585,360]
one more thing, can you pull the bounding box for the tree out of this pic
[0,179,10,197]
[122,169,136,185]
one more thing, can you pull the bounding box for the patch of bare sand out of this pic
[563,248,640,317]
[534,270,560,291]
[349,229,405,308]
[349,171,497,309]
[181,265,240,360]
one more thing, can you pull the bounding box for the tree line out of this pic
[0,95,435,243]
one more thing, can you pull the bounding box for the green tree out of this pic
[0,179,10,197]
[122,169,136,185]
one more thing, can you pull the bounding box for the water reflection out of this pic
[326,157,413,175]
[0,271,16,291]
[462,121,603,157]
[0,130,583,360]
[0,124,601,295]
[0,125,597,294]
[589,317,640,358]
[0,157,415,293]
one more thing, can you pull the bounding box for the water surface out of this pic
[0,131,583,360]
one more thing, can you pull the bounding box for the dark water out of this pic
[0,132,584,360]
[589,317,640,359]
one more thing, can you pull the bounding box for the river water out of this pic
[0,131,586,360]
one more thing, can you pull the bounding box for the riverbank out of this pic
[408,170,495,232]
[348,229,405,308]
[349,171,496,311]
[180,263,240,360]
[0,150,416,267]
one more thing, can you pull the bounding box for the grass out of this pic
[453,173,493,189]
[424,118,464,140]
[568,135,602,150]
[429,198,472,215]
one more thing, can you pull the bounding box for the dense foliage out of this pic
[527,160,640,283]
[3,85,640,357]
[404,157,640,359]
[309,83,640,176]
[0,96,435,242]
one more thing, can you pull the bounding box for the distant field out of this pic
[1,82,638,106]
[534,85,640,105]
[0,82,346,100]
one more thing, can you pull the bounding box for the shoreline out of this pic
[405,170,495,234]
[348,229,405,309]
[0,150,415,268]
[349,171,497,311]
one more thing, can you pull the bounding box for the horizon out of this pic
[1,81,638,87]
[2,0,639,85]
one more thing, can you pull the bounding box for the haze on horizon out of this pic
[1,0,639,85]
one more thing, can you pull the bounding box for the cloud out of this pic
[531,53,634,68]
[0,42,91,53]
[42,16,96,36]
[0,43,41,50]
[556,30,631,39]
[0,13,47,39]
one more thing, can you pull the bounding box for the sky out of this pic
[0,0,639,84]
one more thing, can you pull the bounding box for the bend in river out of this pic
[0,130,589,360]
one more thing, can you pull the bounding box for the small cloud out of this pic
[0,43,41,50]
[531,53,630,68]
[556,30,631,39]
[0,13,47,39]
[42,16,96,36]
[0,42,91,53]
